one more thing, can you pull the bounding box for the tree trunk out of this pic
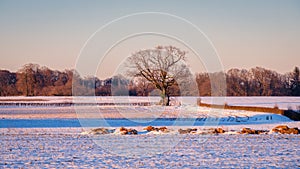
[25,74,29,96]
[166,94,170,106]
[160,88,170,106]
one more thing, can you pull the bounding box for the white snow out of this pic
[1,96,300,168]
[0,96,299,110]
[0,96,298,126]
[1,126,300,168]
[197,96,300,110]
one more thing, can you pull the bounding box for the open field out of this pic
[1,127,300,168]
[0,96,299,109]
[1,96,300,168]
[0,96,299,121]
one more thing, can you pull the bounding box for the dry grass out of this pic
[197,99,284,115]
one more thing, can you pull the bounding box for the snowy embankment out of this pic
[0,104,294,126]
[80,122,300,135]
[1,121,300,136]
[195,96,300,110]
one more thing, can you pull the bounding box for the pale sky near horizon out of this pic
[0,0,299,78]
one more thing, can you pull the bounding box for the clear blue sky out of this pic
[0,0,299,77]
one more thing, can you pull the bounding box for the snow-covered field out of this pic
[199,96,300,110]
[0,96,299,127]
[1,127,300,168]
[0,96,299,109]
[1,96,300,168]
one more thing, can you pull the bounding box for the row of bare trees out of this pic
[0,45,299,100]
[0,64,74,96]
[0,64,299,97]
[196,67,300,96]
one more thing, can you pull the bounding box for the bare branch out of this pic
[125,46,191,105]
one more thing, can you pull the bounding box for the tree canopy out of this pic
[126,46,193,105]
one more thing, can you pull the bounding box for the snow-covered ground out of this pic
[0,96,299,110]
[198,96,300,110]
[0,96,160,104]
[0,104,295,128]
[0,113,294,128]
[1,127,300,168]
[1,96,300,168]
[0,96,298,127]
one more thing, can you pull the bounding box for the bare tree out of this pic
[290,66,300,96]
[16,63,40,96]
[126,46,192,106]
[133,77,155,96]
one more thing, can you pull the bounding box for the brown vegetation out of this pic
[198,100,284,114]
[178,128,197,134]
[144,126,168,132]
[196,66,300,96]
[271,125,299,134]
[0,63,299,97]
[119,127,138,135]
[239,128,268,134]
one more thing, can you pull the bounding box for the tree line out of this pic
[197,67,300,96]
[0,63,299,96]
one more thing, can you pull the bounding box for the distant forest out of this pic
[0,63,299,96]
